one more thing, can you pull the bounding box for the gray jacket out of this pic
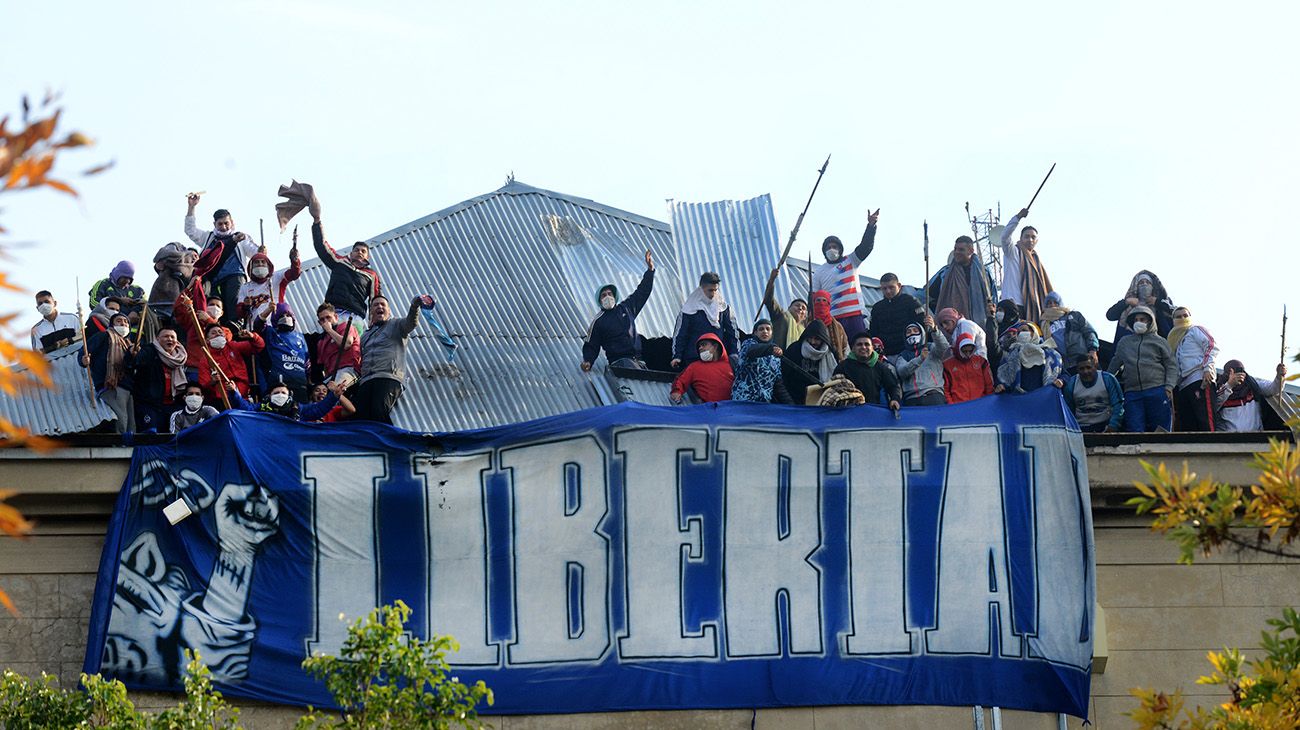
[892,327,949,400]
[1107,331,1177,392]
[359,300,420,384]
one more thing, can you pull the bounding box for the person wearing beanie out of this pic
[1037,291,1099,374]
[185,192,261,328]
[731,318,793,404]
[670,333,734,404]
[868,272,927,357]
[1166,305,1219,431]
[760,266,808,350]
[1214,359,1289,432]
[893,317,950,406]
[925,235,996,323]
[582,249,655,371]
[997,207,1055,324]
[943,331,994,404]
[236,243,302,327]
[671,271,739,369]
[1106,305,1177,432]
[833,331,902,412]
[995,322,1064,394]
[89,260,147,318]
[811,208,880,341]
[258,302,311,401]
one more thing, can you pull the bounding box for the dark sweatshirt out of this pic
[313,221,382,317]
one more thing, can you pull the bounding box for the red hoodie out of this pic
[671,333,734,403]
[943,331,994,404]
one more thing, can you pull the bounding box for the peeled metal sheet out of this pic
[0,344,115,436]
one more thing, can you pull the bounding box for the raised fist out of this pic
[214,483,280,555]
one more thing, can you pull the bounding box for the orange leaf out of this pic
[0,587,17,617]
[42,179,77,197]
[0,499,34,537]
[82,160,114,176]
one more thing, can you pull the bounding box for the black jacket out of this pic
[80,331,135,391]
[313,221,382,317]
[833,354,902,405]
[582,270,654,365]
[781,320,835,405]
[131,345,177,407]
[869,293,927,356]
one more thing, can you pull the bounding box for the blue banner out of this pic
[84,388,1095,718]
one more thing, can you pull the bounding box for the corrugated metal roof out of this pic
[0,344,115,435]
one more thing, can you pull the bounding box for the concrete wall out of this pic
[2,440,1295,729]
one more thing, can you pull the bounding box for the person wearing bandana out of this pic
[995,322,1064,394]
[782,319,839,405]
[893,318,950,406]
[671,271,739,369]
[582,249,655,371]
[1214,360,1289,432]
[812,208,879,342]
[1107,306,1178,432]
[79,312,139,433]
[809,289,849,360]
[1166,306,1219,431]
[998,207,1055,325]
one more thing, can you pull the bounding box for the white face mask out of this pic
[1132,321,1150,335]
[699,349,715,362]
[824,247,842,263]
[37,302,54,316]
[995,311,1005,323]
[269,392,291,407]
[906,334,922,346]
[1137,283,1153,299]
[184,394,204,410]
[599,295,616,310]
[209,335,227,349]
[207,306,222,319]
[1016,331,1033,344]
[112,325,130,337]
[251,266,270,279]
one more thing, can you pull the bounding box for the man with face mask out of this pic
[994,322,1064,394]
[29,290,82,353]
[998,208,1055,324]
[258,303,310,401]
[893,318,950,406]
[226,378,340,421]
[1107,306,1178,432]
[185,193,260,327]
[670,334,734,404]
[926,235,995,323]
[170,383,220,432]
[79,312,139,433]
[1063,354,1125,433]
[1165,306,1219,431]
[85,297,124,337]
[1106,270,1175,343]
[868,273,927,357]
[191,322,264,402]
[671,272,739,369]
[236,246,301,327]
[582,250,655,371]
[761,266,808,349]
[130,328,189,432]
[730,319,793,404]
[812,208,879,341]
[943,331,994,404]
[310,193,382,333]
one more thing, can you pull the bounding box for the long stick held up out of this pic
[756,154,831,322]
[1026,163,1057,211]
[923,220,930,313]
[1282,305,1288,364]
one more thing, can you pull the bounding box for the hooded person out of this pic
[1214,359,1289,432]
[833,331,902,411]
[130,327,189,433]
[258,302,310,401]
[943,331,994,404]
[995,321,1064,393]
[582,250,655,371]
[1107,304,1178,432]
[893,319,951,406]
[782,319,838,405]
[925,235,996,322]
[1166,305,1219,432]
[148,242,223,322]
[1037,291,1099,371]
[236,247,302,326]
[811,208,880,341]
[185,195,261,327]
[810,289,849,360]
[997,208,1055,324]
[85,296,124,336]
[669,333,734,404]
[936,306,988,359]
[1063,353,1125,433]
[89,261,147,316]
[730,319,794,404]
[226,377,340,422]
[79,311,138,433]
[1106,270,1175,343]
[671,272,739,369]
[761,267,807,349]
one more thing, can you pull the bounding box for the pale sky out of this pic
[2,1,1297,376]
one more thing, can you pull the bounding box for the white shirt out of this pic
[999,213,1026,306]
[30,312,83,352]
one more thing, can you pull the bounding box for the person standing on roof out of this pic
[130,327,188,433]
[1107,305,1178,432]
[30,290,82,353]
[1037,291,1099,374]
[79,311,138,433]
[671,272,739,369]
[995,322,1064,394]
[315,303,362,389]
[809,289,849,360]
[812,208,879,342]
[868,273,927,357]
[89,261,147,319]
[998,208,1054,324]
[893,318,950,406]
[1063,353,1125,432]
[760,267,808,350]
[582,249,655,371]
[236,244,301,327]
[258,303,310,402]
[1166,305,1219,432]
[185,193,260,327]
[782,320,838,405]
[670,333,734,404]
[1214,360,1289,432]
[310,193,382,333]
[730,319,794,404]
[833,332,902,412]
[1106,270,1175,343]
[354,293,434,424]
[926,235,996,325]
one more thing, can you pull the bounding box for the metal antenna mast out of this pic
[965,201,1003,300]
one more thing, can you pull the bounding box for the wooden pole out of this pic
[74,277,96,408]
[184,297,233,409]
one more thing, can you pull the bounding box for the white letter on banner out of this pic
[1022,427,1093,670]
[413,453,498,666]
[717,430,823,657]
[926,427,1022,657]
[828,428,922,655]
[303,453,387,656]
[615,427,717,659]
[500,436,610,664]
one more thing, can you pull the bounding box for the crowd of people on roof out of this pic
[582,207,1290,433]
[29,189,435,435]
